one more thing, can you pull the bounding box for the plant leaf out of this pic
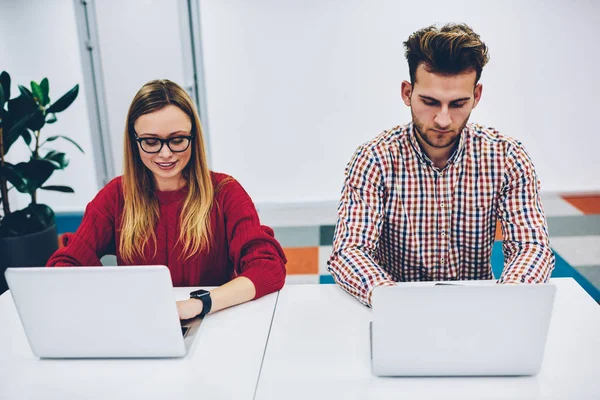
[40,185,74,193]
[11,159,58,194]
[21,130,32,147]
[27,109,45,131]
[2,125,25,154]
[0,71,10,104]
[7,93,36,115]
[18,85,33,98]
[3,95,37,153]
[0,84,4,108]
[46,135,84,153]
[46,113,57,124]
[0,203,55,237]
[46,84,79,113]
[2,162,28,193]
[43,150,69,169]
[40,78,50,106]
[31,81,44,105]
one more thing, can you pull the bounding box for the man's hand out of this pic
[176,298,203,320]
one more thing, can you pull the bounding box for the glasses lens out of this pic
[140,138,162,153]
[168,137,191,152]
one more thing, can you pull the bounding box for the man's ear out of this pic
[401,80,413,107]
[473,83,483,109]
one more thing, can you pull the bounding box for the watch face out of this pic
[190,289,209,298]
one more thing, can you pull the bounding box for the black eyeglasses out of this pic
[134,135,194,154]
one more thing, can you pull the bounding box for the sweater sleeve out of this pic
[46,179,120,267]
[218,177,287,299]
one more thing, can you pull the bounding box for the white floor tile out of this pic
[551,236,600,266]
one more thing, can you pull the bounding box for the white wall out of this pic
[198,0,600,205]
[0,0,190,213]
[3,1,599,213]
[94,0,189,177]
[0,0,99,213]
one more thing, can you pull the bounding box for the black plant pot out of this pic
[0,224,58,295]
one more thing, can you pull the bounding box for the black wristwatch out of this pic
[190,289,212,318]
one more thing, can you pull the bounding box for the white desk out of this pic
[255,278,600,400]
[0,287,278,400]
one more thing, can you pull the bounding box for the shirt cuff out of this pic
[366,279,397,307]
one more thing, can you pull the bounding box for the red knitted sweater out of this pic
[47,172,287,299]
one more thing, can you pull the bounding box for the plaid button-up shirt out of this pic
[328,123,555,306]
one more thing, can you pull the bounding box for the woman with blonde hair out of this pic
[47,79,286,319]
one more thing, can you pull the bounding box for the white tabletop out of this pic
[0,287,278,400]
[254,278,600,400]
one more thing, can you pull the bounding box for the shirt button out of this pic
[440,203,445,208]
[441,259,445,264]
[441,232,446,237]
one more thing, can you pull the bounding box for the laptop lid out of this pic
[371,282,556,376]
[5,265,200,358]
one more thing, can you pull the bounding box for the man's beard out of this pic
[411,109,470,149]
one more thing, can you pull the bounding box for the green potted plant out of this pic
[0,70,82,293]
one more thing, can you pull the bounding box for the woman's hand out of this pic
[176,298,203,320]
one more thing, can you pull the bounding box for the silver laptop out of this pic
[5,265,202,358]
[370,281,556,376]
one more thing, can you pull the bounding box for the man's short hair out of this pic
[404,23,490,84]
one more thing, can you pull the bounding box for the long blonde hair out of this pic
[120,79,213,262]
